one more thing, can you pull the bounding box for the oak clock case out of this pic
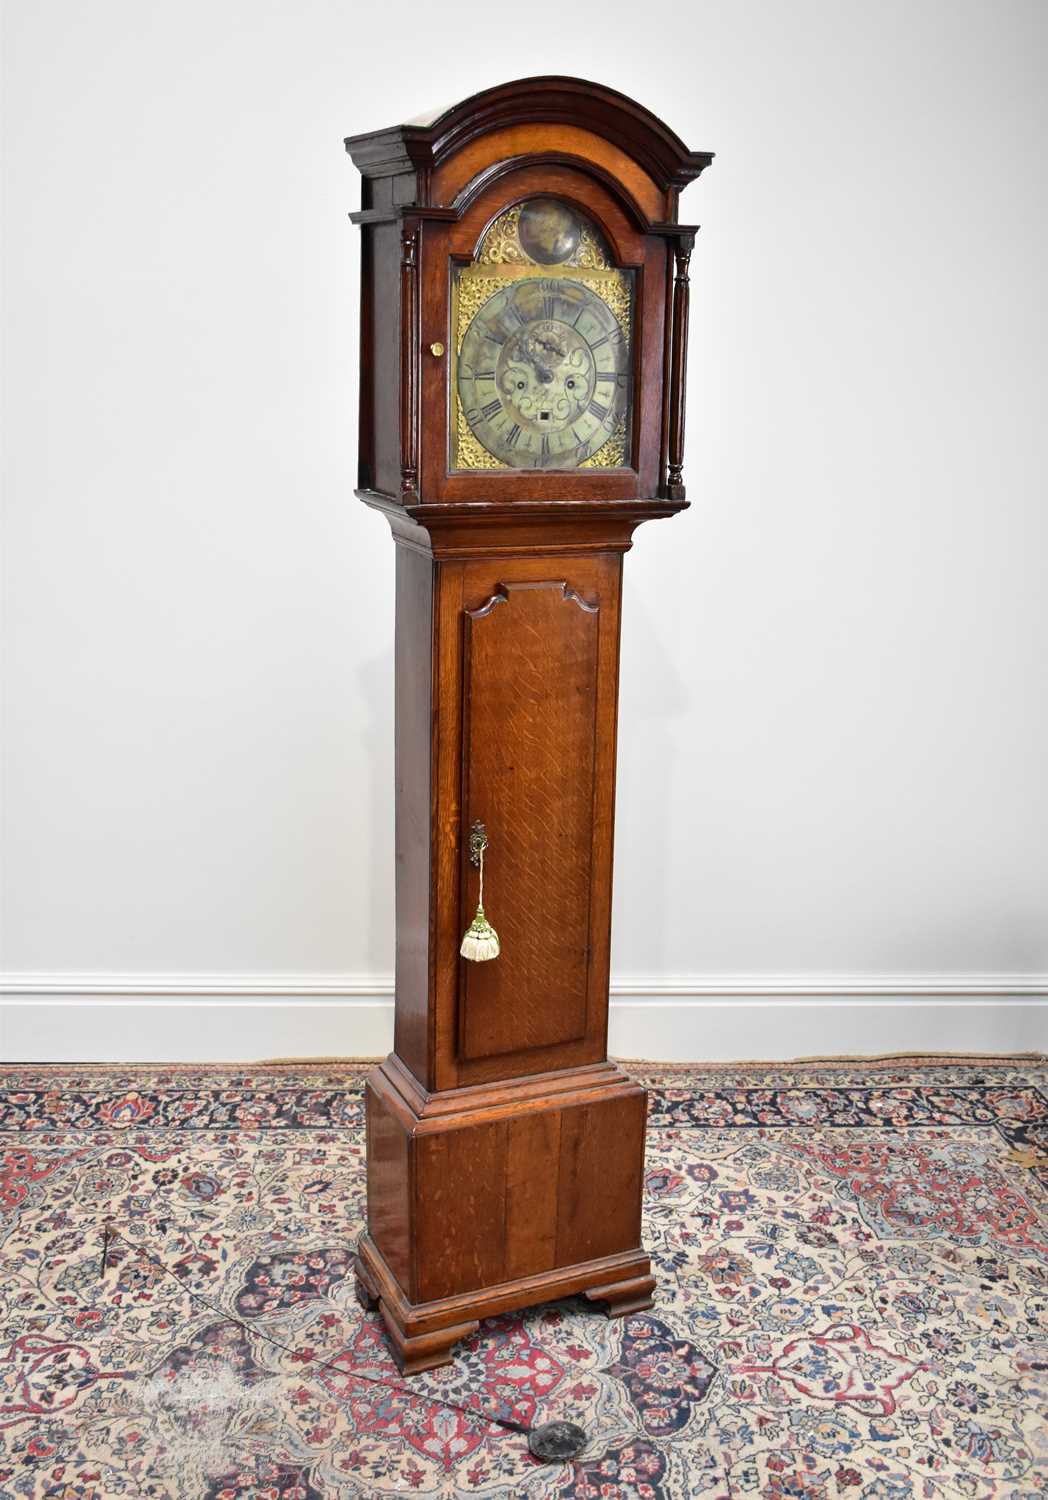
[345,77,711,1375]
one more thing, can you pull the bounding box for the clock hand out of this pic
[519,329,567,384]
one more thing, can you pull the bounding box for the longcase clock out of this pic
[345,77,712,1374]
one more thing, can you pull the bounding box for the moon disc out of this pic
[519,199,581,265]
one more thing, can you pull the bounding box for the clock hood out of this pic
[345,76,713,201]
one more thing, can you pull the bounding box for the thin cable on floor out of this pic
[98,1220,590,1461]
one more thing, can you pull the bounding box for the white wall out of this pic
[3,0,1046,1061]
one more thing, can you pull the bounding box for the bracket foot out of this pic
[583,1273,656,1318]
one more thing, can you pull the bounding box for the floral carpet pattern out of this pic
[0,1057,1046,1499]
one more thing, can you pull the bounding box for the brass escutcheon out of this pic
[468,820,488,867]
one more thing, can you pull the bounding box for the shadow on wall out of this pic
[618,583,690,964]
[357,643,395,973]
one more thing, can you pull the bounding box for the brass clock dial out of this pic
[457,277,630,469]
[451,197,634,471]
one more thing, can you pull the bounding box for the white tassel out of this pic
[460,908,500,962]
[460,837,500,962]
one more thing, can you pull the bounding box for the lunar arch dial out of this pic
[456,275,633,471]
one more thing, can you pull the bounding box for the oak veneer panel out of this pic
[430,124,666,223]
[437,552,621,1092]
[555,1091,646,1266]
[415,1121,507,1301]
[503,1109,561,1280]
[460,581,599,1063]
[392,546,435,1088]
[366,1086,413,1299]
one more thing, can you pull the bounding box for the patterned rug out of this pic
[1,1057,1046,1500]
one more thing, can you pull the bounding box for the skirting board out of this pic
[1,974,1045,1062]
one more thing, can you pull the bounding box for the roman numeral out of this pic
[572,426,585,445]
[474,369,495,381]
[543,294,556,321]
[484,327,506,345]
[480,398,501,421]
[541,434,550,459]
[505,423,521,448]
[588,398,609,422]
[589,335,609,350]
[595,372,617,381]
[509,301,527,326]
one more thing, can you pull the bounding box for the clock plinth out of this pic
[345,77,711,1372]
[356,1055,655,1374]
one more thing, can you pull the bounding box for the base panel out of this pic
[360,1056,655,1372]
[355,1232,654,1373]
